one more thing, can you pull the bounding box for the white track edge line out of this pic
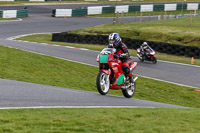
[0,106,155,110]
[2,44,96,67]
[136,74,199,89]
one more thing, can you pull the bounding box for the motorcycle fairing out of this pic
[100,55,109,63]
[117,74,124,85]
[100,69,111,75]
[110,73,124,89]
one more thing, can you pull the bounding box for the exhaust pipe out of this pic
[137,54,142,59]
[133,77,138,82]
[121,77,138,89]
[122,84,131,89]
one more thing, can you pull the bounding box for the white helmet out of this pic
[142,42,148,49]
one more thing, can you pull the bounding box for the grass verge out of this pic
[16,34,200,66]
[1,44,200,108]
[0,18,16,21]
[70,17,200,46]
[0,108,200,132]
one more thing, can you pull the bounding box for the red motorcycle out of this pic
[96,48,138,98]
[137,48,157,64]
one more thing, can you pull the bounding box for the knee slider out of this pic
[122,66,130,74]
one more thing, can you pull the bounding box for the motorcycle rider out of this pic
[140,42,152,59]
[108,33,134,84]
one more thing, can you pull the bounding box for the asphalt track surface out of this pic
[0,4,199,108]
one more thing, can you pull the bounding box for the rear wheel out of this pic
[122,82,136,98]
[96,71,110,95]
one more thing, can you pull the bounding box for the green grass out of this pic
[1,44,200,108]
[0,18,16,21]
[0,45,97,91]
[70,17,200,46]
[1,40,200,132]
[0,108,200,132]
[16,34,200,66]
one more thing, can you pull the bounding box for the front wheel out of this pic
[122,82,136,98]
[152,57,157,64]
[138,57,144,62]
[96,71,110,95]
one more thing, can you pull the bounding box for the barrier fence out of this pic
[52,3,200,17]
[0,9,28,18]
[0,11,2,18]
[52,32,200,58]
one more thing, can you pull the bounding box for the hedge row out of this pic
[52,32,200,58]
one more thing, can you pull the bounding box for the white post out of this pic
[190,12,193,26]
[135,11,137,22]
[140,12,143,23]
[121,11,124,24]
[194,10,196,17]
[181,0,183,15]
[181,0,186,16]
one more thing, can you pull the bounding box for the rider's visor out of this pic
[109,40,115,44]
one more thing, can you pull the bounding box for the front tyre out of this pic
[152,57,157,64]
[138,54,144,62]
[138,57,144,62]
[122,82,136,98]
[96,71,110,95]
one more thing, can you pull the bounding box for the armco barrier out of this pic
[88,6,104,15]
[128,5,140,12]
[0,11,2,18]
[52,32,200,58]
[102,6,115,14]
[153,4,164,11]
[3,10,17,18]
[177,3,187,10]
[15,0,29,1]
[52,3,200,17]
[72,8,87,16]
[17,9,28,17]
[0,9,28,18]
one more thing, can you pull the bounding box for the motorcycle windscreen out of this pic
[100,55,109,63]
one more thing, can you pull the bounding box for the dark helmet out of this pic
[108,33,121,48]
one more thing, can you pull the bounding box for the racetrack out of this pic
[0,4,199,108]
[0,78,189,108]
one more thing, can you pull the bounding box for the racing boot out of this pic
[130,77,134,84]
[128,74,134,84]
